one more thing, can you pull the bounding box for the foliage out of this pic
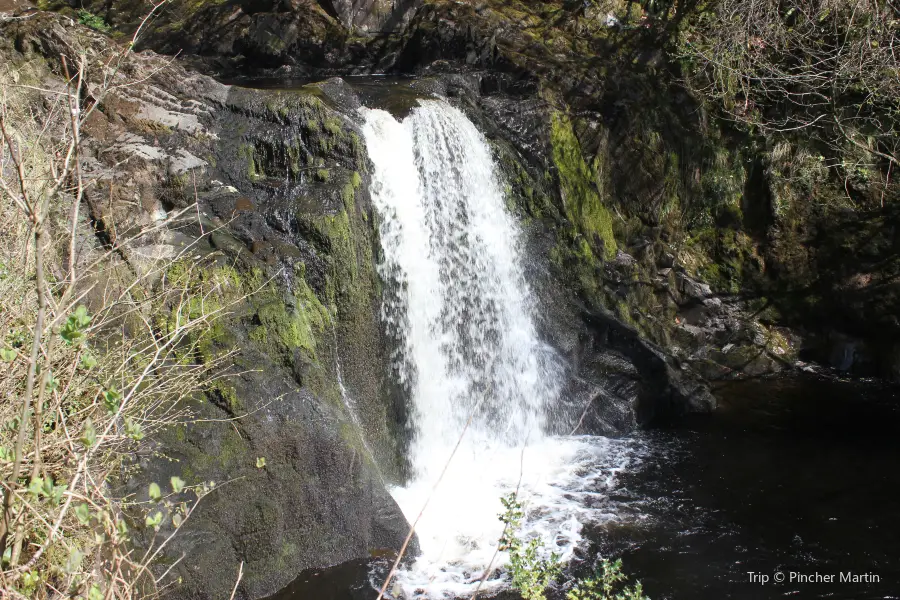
[498,493,649,600]
[679,0,900,200]
[77,10,111,33]
[0,17,237,598]
[567,559,649,600]
[498,493,562,600]
[550,111,617,260]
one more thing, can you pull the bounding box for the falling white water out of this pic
[360,100,643,599]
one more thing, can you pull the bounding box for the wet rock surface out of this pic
[53,0,899,380]
[1,14,413,599]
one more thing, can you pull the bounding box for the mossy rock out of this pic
[550,110,617,260]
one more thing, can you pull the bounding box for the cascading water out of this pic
[361,100,643,599]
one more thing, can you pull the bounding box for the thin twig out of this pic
[228,561,244,600]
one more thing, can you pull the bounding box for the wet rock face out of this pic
[321,0,420,33]
[67,0,422,75]
[1,14,413,600]
[10,2,897,595]
[55,0,885,371]
[46,0,899,383]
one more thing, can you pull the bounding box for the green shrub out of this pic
[499,494,562,600]
[498,493,650,600]
[0,30,234,599]
[77,10,111,33]
[567,558,649,600]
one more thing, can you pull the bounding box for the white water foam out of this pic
[360,100,644,599]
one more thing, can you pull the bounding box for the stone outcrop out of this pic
[0,14,413,599]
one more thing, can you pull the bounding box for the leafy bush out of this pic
[0,27,239,599]
[499,494,562,600]
[567,559,649,600]
[498,493,649,600]
[76,9,111,33]
[678,0,899,193]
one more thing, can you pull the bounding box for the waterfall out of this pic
[361,100,641,599]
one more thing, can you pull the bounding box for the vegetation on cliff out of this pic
[676,0,900,371]
[550,111,618,261]
[0,29,242,598]
[680,0,898,176]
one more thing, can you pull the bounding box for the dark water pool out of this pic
[270,374,900,600]
[602,374,900,600]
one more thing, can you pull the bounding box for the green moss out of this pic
[297,209,359,295]
[209,380,243,413]
[315,168,331,182]
[323,117,343,136]
[273,541,299,573]
[341,183,355,212]
[615,300,637,327]
[239,144,259,179]
[348,132,363,160]
[550,112,617,259]
[197,321,235,363]
[152,0,230,36]
[249,325,268,345]
[690,227,762,295]
[341,171,363,212]
[179,423,248,482]
[161,261,246,333]
[254,277,331,359]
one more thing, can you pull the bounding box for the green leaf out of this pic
[145,510,163,529]
[148,482,162,502]
[80,353,98,370]
[22,570,40,590]
[60,325,84,344]
[49,482,65,506]
[0,348,15,361]
[75,503,92,525]
[172,513,183,528]
[125,418,144,441]
[256,456,266,469]
[27,477,44,499]
[102,387,122,414]
[61,306,92,345]
[88,584,103,600]
[80,419,97,448]
[64,547,84,574]
[170,476,186,494]
[73,305,91,327]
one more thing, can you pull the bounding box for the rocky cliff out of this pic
[64,0,891,380]
[0,14,416,599]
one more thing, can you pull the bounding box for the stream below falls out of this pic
[269,374,900,600]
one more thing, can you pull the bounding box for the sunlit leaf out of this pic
[148,482,162,502]
[170,476,186,493]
